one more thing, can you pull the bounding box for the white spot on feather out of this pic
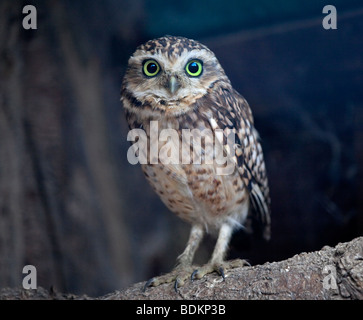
[209,118,218,130]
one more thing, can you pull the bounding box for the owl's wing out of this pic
[204,85,271,240]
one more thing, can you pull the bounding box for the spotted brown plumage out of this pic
[121,35,271,290]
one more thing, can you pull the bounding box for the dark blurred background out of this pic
[1,0,362,296]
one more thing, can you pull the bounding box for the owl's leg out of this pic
[143,224,204,291]
[191,223,249,281]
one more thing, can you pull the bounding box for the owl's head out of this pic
[122,36,229,117]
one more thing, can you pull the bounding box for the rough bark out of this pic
[1,237,362,300]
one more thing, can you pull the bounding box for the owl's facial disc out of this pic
[123,37,229,116]
[128,52,212,106]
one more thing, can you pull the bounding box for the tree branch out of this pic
[1,237,362,300]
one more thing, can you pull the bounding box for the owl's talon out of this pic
[190,259,249,283]
[142,266,194,292]
[174,278,181,293]
[143,278,155,292]
[218,267,225,280]
[191,269,198,282]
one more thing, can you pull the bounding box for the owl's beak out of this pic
[168,75,180,94]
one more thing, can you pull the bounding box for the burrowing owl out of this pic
[121,36,271,290]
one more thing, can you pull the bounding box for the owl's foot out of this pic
[143,265,195,292]
[191,259,250,282]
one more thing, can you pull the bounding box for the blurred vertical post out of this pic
[0,0,133,295]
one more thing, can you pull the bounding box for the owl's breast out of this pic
[141,160,249,232]
[133,111,249,231]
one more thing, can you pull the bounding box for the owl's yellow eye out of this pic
[185,60,203,77]
[143,60,160,77]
